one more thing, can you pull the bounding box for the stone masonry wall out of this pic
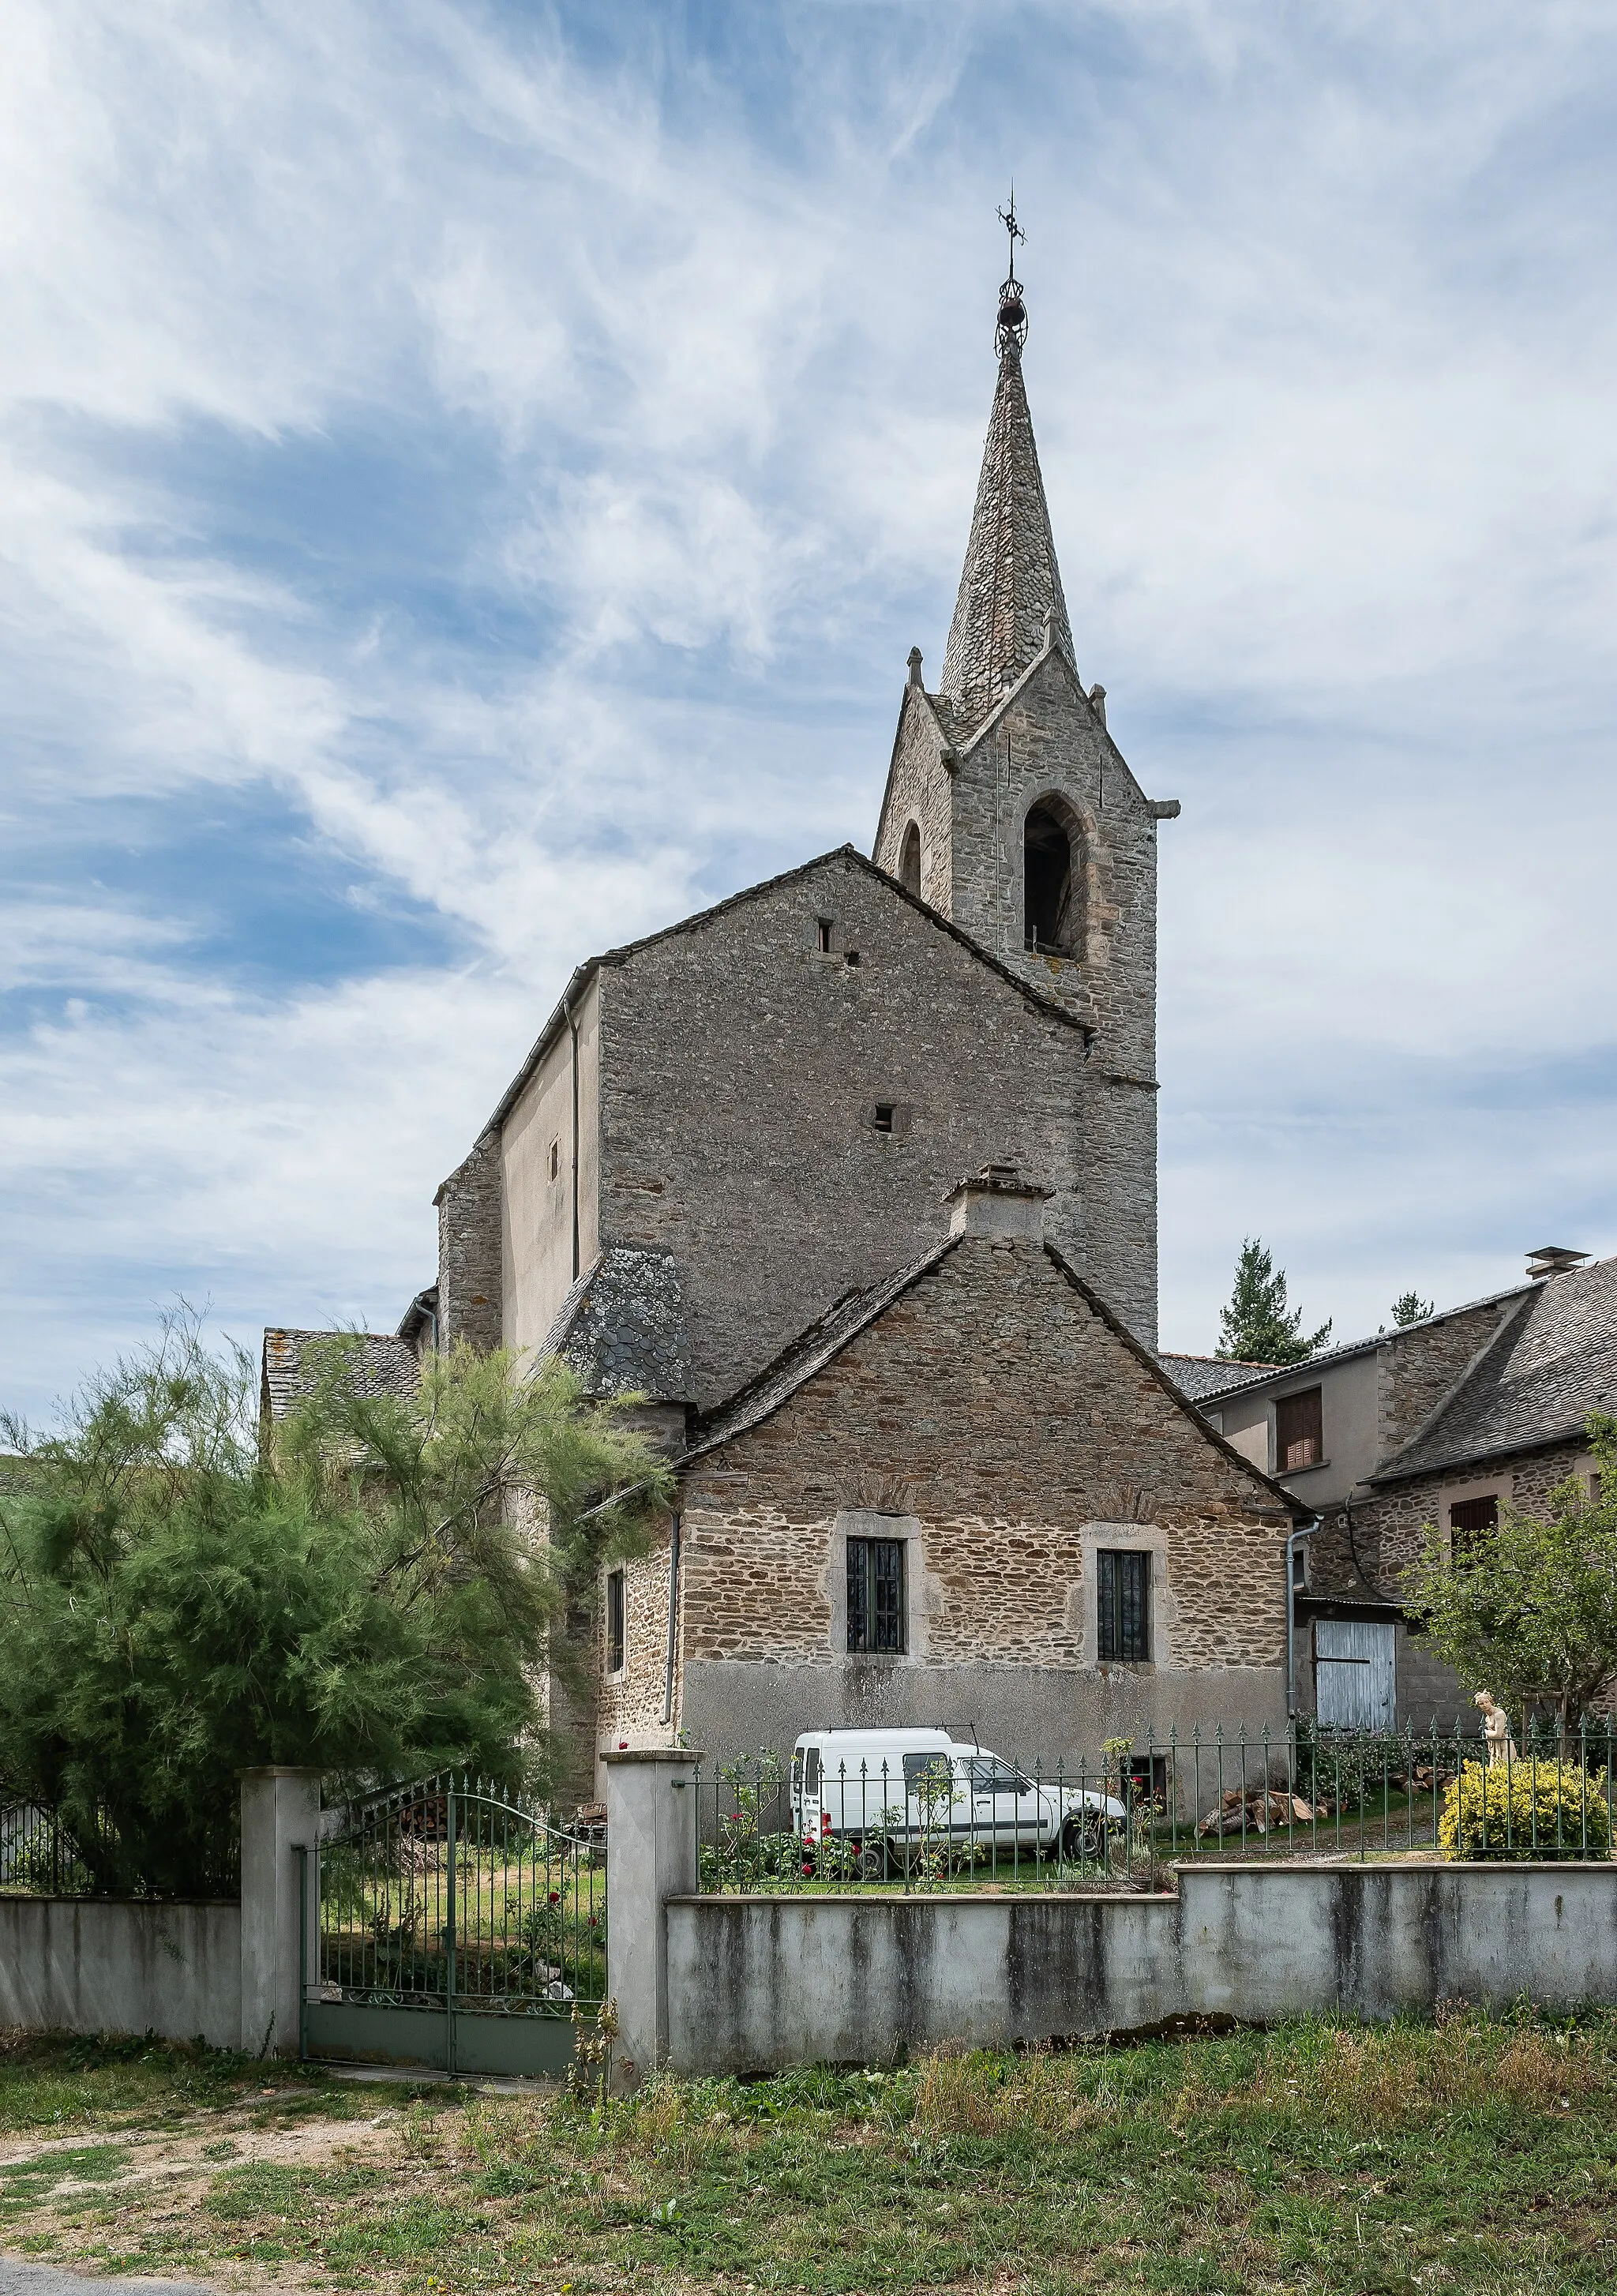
[434,1129,503,1354]
[1358,1440,1591,1594]
[595,1533,676,1754]
[937,655,1160,1345]
[595,851,1088,1409]
[872,688,956,915]
[677,1233,1290,1693]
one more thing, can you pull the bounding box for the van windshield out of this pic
[964,1756,1034,1796]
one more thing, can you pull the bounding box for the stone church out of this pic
[265,264,1303,1777]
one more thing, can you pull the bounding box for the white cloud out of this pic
[3,0,1617,1409]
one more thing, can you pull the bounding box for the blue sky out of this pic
[4,0,1616,1418]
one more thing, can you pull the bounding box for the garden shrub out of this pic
[1438,1758,1613,1859]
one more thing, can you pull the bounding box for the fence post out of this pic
[603,1747,701,2094]
[238,1768,321,2060]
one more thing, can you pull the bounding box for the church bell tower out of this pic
[872,205,1177,1345]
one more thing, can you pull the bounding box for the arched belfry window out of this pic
[898,821,922,895]
[1024,801,1077,954]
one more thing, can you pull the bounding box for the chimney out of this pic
[1526,1245,1590,1282]
[946,1165,1052,1241]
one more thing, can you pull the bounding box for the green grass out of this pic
[6,2014,1617,2290]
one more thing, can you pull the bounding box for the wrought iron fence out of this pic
[314,1773,605,2017]
[0,1799,238,1898]
[691,1718,1617,1892]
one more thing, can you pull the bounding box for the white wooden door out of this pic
[1315,1619,1396,1731]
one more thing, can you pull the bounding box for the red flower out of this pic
[548,1890,561,1904]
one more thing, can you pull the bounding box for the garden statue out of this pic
[1473,1689,1516,1767]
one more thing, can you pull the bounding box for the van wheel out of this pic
[856,1842,887,1880]
[1061,1814,1105,1863]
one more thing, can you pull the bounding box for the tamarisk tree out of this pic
[0,1310,671,1894]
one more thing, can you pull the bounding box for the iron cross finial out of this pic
[996,189,1028,355]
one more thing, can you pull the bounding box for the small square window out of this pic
[1097,1548,1150,1662]
[847,1537,906,1653]
[605,1570,625,1675]
[872,1104,895,1135]
[548,1139,561,1184]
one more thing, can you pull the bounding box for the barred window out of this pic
[1098,1548,1150,1662]
[847,1537,906,1654]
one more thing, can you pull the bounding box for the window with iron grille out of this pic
[1097,1548,1150,1661]
[1275,1386,1323,1472]
[606,1569,625,1674]
[1449,1494,1498,1564]
[846,1536,906,1653]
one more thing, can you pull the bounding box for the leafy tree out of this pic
[1215,1239,1332,1364]
[1390,1291,1435,1328]
[0,1311,672,1894]
[1402,1414,1617,1749]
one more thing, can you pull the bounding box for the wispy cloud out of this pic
[3,0,1616,1413]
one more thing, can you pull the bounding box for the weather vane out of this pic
[996,188,1028,355]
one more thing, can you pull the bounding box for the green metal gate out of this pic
[302,1773,604,2077]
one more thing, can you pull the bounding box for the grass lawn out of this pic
[3,2010,1616,2292]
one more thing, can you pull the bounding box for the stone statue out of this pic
[1473,1689,1516,1767]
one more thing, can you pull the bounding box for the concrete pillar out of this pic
[238,1767,321,2060]
[603,1747,700,2091]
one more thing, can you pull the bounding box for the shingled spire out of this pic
[938,206,1075,727]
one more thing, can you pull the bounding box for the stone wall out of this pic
[434,1129,504,1355]
[674,1231,1291,1767]
[594,850,1088,1409]
[1361,1439,1590,1590]
[872,687,956,916]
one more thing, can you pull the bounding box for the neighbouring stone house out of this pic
[1163,1247,1617,1731]
[261,265,1323,1781]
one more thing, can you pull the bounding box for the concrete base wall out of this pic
[677,1659,1288,1780]
[0,1897,241,2049]
[666,1863,1617,2075]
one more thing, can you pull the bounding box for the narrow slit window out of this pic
[816,917,834,954]
[898,821,922,895]
[1097,1548,1150,1661]
[872,1103,895,1135]
[1275,1386,1323,1472]
[605,1569,625,1675]
[847,1537,906,1653]
[548,1139,561,1184]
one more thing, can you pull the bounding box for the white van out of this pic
[790,1727,1126,1875]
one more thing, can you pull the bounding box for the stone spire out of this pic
[938,246,1075,728]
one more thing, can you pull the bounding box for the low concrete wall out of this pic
[666,1863,1617,2074]
[0,1897,241,2049]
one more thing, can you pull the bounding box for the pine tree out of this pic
[1390,1290,1434,1328]
[1216,1238,1332,1364]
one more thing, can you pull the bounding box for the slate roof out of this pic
[260,1328,420,1421]
[940,340,1077,723]
[542,1247,692,1401]
[1157,1353,1288,1404]
[1372,1254,1617,1484]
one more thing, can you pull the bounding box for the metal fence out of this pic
[691,1719,1617,1892]
[314,1773,605,2017]
[0,1799,238,1898]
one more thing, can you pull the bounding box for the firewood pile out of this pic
[1196,1788,1316,1837]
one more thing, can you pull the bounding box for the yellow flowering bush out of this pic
[1438,1758,1613,1860]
